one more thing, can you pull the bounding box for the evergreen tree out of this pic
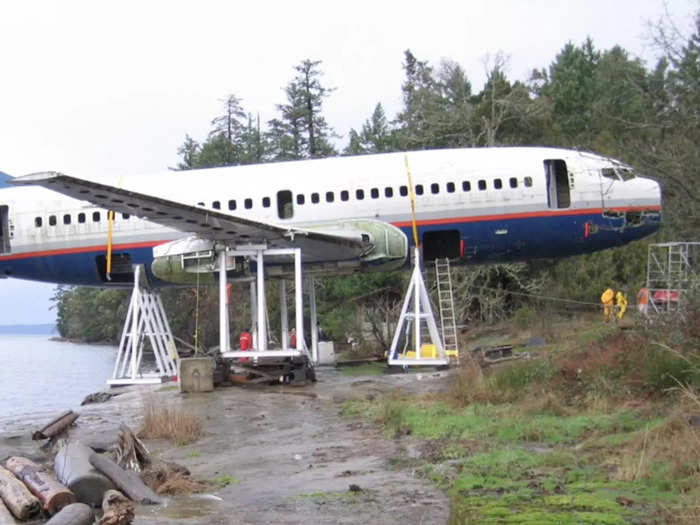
[344,103,395,155]
[266,59,337,160]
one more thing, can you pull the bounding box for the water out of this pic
[0,335,116,432]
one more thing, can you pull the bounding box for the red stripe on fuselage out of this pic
[0,205,661,261]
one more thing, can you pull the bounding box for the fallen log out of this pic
[99,490,134,525]
[115,425,150,472]
[89,453,162,505]
[0,465,41,520]
[32,410,79,441]
[55,441,115,508]
[0,498,18,525]
[4,457,75,515]
[45,503,94,525]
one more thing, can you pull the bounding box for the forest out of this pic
[53,12,699,347]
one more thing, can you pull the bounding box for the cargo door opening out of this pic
[0,205,10,254]
[544,159,570,208]
[423,230,461,261]
[95,253,134,283]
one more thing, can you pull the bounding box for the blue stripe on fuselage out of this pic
[0,212,660,286]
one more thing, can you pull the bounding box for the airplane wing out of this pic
[11,171,372,262]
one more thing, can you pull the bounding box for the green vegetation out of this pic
[343,307,700,523]
[209,475,239,488]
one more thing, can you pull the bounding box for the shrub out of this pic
[139,395,202,445]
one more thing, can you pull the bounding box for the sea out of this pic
[0,334,116,432]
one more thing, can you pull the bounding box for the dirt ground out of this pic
[0,368,451,524]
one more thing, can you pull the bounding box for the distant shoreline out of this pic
[0,323,57,336]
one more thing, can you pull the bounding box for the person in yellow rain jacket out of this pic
[601,287,615,322]
[616,288,628,320]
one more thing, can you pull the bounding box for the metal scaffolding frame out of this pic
[646,242,699,314]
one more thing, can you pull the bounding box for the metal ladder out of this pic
[434,258,459,362]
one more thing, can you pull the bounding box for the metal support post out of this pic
[256,250,267,351]
[294,248,304,352]
[218,250,230,353]
[280,280,289,350]
[309,277,318,364]
[249,280,257,347]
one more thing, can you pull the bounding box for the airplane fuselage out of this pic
[0,147,662,286]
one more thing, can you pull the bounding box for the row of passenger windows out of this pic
[34,211,130,228]
[210,176,534,212]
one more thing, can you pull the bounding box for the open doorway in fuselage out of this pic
[423,229,461,261]
[0,205,10,254]
[544,159,570,209]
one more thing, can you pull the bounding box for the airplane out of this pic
[0,147,661,288]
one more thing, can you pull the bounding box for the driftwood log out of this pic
[116,425,150,472]
[32,410,79,441]
[99,490,134,525]
[4,457,75,515]
[0,497,19,524]
[89,453,162,505]
[0,465,41,520]
[55,441,115,507]
[45,503,94,525]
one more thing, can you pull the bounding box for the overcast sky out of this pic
[0,0,696,325]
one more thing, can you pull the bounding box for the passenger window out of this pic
[326,191,334,203]
[63,214,71,225]
[93,211,101,222]
[431,183,439,194]
[78,213,86,224]
[228,199,237,211]
[462,181,471,192]
[262,197,271,208]
[122,213,130,220]
[35,217,42,227]
[49,215,57,226]
[509,177,518,188]
[371,188,379,199]
[212,201,221,210]
[356,189,364,200]
[415,184,424,195]
[311,193,320,204]
[296,194,305,205]
[385,187,393,198]
[478,180,486,191]
[494,179,502,189]
[524,177,533,187]
[340,190,349,201]
[399,185,408,196]
[244,198,253,209]
[277,190,293,219]
[446,182,455,193]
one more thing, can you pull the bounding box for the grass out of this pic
[343,312,700,523]
[139,395,203,446]
[209,474,239,488]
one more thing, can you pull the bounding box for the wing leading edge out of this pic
[11,171,379,263]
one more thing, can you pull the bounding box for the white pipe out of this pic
[414,247,421,358]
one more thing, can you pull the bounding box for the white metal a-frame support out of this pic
[219,246,314,364]
[388,247,449,367]
[108,265,179,386]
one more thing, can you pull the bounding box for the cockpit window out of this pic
[618,168,635,181]
[601,168,619,180]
